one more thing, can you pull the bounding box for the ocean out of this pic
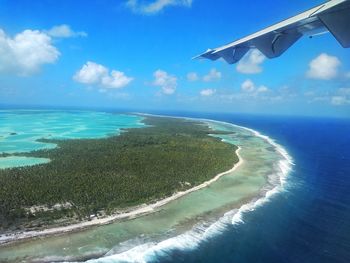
[0,110,349,263]
[149,111,350,263]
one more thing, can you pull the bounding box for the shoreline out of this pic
[0,144,243,247]
[135,113,294,225]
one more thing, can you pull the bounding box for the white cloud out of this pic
[331,88,350,106]
[307,53,341,80]
[331,96,349,106]
[241,79,270,94]
[126,0,192,15]
[200,88,216,96]
[101,70,134,89]
[187,70,221,82]
[0,28,60,75]
[309,96,329,104]
[203,68,221,82]
[74,62,107,84]
[236,49,265,74]
[187,72,199,82]
[47,24,87,38]
[241,79,255,92]
[73,61,133,89]
[152,69,177,95]
[307,87,350,106]
[256,85,269,93]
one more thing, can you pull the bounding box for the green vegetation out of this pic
[0,116,238,231]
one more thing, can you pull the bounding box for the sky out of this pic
[0,0,349,118]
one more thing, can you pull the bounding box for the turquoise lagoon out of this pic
[0,110,144,169]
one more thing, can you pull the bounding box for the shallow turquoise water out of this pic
[0,156,50,169]
[0,110,144,169]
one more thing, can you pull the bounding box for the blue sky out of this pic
[0,0,349,118]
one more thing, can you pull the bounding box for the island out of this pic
[0,116,239,238]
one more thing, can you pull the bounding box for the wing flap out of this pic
[253,30,303,58]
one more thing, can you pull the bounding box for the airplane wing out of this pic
[194,0,350,64]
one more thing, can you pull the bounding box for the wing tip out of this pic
[192,49,220,61]
[191,54,204,60]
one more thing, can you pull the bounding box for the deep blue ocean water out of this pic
[141,111,350,263]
